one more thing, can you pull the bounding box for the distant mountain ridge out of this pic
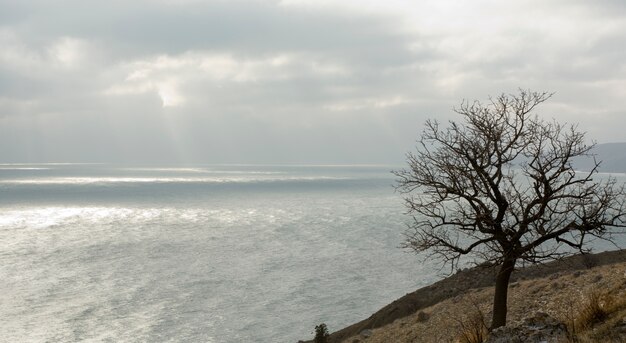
[574,142,626,173]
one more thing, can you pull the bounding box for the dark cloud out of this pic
[3,1,415,63]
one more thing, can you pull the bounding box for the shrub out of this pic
[456,304,489,343]
[574,290,611,332]
[314,323,329,343]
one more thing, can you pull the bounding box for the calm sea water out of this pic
[0,164,435,342]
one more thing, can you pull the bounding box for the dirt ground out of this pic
[347,258,626,342]
[303,249,626,343]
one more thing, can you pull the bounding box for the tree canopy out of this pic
[394,90,626,328]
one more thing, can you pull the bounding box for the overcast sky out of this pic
[1,0,625,164]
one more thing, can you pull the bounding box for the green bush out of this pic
[314,323,329,343]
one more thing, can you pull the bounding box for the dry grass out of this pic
[574,290,611,332]
[455,303,489,343]
[561,280,626,343]
[341,261,626,343]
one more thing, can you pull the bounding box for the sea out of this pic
[0,164,436,343]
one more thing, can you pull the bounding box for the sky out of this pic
[1,0,625,164]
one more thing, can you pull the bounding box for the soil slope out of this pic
[302,250,626,343]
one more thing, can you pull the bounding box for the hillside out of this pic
[301,250,626,343]
[574,142,626,173]
[344,253,626,343]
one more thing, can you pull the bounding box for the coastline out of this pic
[301,249,626,343]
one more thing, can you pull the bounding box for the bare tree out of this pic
[394,90,626,329]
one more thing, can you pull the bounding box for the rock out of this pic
[487,326,525,343]
[359,329,372,338]
[486,312,567,343]
[416,311,429,322]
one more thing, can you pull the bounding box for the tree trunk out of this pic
[491,257,516,329]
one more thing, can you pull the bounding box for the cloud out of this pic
[103,51,358,108]
[0,0,625,163]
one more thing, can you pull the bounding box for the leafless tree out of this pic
[394,90,626,329]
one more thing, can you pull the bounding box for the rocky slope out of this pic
[301,250,626,343]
